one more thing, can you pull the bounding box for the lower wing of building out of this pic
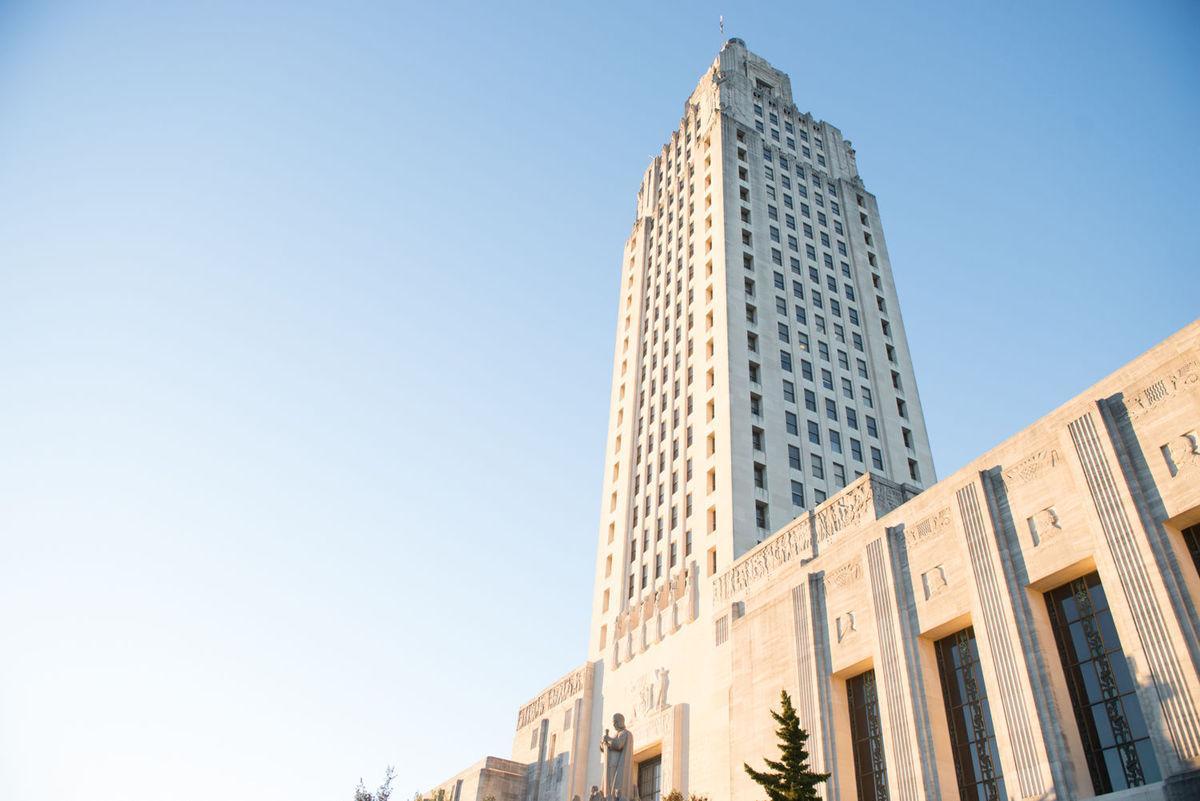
[424,318,1200,801]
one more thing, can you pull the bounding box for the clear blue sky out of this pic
[0,2,1195,799]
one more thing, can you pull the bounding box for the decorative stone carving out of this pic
[1003,448,1061,489]
[836,611,857,643]
[815,482,875,543]
[711,517,810,602]
[1127,359,1200,420]
[713,477,903,602]
[824,558,862,590]
[630,668,670,721]
[1027,506,1062,547]
[517,668,587,729]
[1161,430,1200,477]
[611,565,696,670]
[904,507,952,548]
[920,565,949,601]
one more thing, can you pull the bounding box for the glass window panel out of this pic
[1046,572,1160,794]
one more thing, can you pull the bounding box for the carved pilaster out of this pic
[968,477,1067,798]
[792,575,838,800]
[1069,410,1200,767]
[865,537,929,801]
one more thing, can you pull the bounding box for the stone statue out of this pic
[588,786,602,801]
[600,713,634,801]
[654,668,669,710]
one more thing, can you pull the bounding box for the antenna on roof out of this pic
[719,15,725,35]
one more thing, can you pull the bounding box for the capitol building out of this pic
[425,40,1200,801]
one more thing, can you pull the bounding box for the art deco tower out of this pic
[588,39,935,659]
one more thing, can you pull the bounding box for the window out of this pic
[935,628,1006,801]
[790,480,804,506]
[866,416,878,438]
[825,398,838,421]
[812,455,824,479]
[847,670,888,801]
[786,412,799,435]
[781,351,793,372]
[1046,573,1160,792]
[637,757,662,801]
[783,380,796,403]
[1182,524,1200,575]
[805,389,817,412]
[788,445,802,470]
[871,447,884,470]
[851,438,863,462]
[808,420,821,445]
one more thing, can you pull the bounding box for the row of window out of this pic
[844,570,1161,801]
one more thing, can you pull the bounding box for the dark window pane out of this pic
[934,627,1005,801]
[1046,573,1160,794]
[847,670,888,801]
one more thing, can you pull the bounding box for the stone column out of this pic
[791,574,838,800]
[865,535,941,801]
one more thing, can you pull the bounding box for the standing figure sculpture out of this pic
[599,713,634,800]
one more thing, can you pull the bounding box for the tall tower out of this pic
[587,39,934,662]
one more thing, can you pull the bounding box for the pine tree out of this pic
[744,690,829,801]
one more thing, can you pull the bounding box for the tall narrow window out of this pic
[1046,572,1160,793]
[935,627,1006,801]
[847,670,888,801]
[1182,524,1200,575]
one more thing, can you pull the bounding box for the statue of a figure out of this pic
[599,713,634,800]
[654,668,669,710]
[588,786,602,801]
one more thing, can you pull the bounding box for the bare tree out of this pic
[354,766,395,801]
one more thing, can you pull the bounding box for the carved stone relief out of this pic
[920,565,949,601]
[824,558,862,590]
[517,669,587,729]
[815,482,875,543]
[1127,359,1200,421]
[904,507,952,548]
[711,518,809,602]
[611,564,697,670]
[836,611,857,643]
[1161,430,1200,478]
[1027,506,1062,547]
[1003,448,1061,489]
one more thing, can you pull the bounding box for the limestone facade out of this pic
[423,38,1200,801]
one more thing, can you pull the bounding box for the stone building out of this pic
[423,40,1200,801]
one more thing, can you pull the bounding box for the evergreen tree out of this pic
[744,690,829,801]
